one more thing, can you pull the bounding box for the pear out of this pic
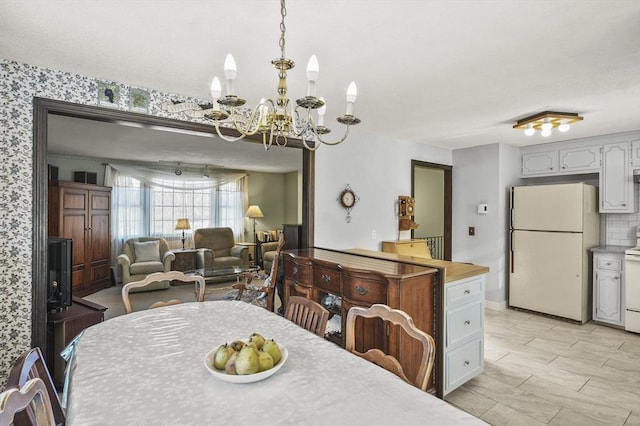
[249,333,266,349]
[257,350,274,372]
[262,339,282,365]
[224,351,238,375]
[235,345,260,375]
[213,344,235,370]
[229,340,245,352]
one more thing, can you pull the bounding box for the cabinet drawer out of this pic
[446,277,483,307]
[446,301,483,348]
[596,257,623,271]
[343,276,387,305]
[284,259,312,287]
[313,266,341,294]
[445,338,483,393]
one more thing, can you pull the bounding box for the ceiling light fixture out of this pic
[204,0,361,151]
[513,111,583,137]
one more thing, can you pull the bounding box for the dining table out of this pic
[65,300,486,425]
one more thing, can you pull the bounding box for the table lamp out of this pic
[245,205,264,244]
[175,218,191,249]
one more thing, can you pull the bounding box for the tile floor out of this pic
[445,308,640,426]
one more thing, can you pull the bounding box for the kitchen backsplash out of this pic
[605,185,640,246]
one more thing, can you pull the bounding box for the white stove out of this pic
[624,227,640,333]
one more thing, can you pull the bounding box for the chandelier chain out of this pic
[279,0,287,58]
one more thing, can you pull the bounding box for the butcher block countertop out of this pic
[345,248,489,283]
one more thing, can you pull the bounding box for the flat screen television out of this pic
[47,237,72,312]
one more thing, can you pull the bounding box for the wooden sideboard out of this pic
[282,248,442,395]
[283,247,490,397]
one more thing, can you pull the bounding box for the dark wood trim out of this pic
[410,160,452,261]
[32,98,49,350]
[302,148,314,248]
[32,97,314,354]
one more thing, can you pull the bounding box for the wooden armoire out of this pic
[48,181,112,296]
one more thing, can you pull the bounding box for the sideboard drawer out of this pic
[284,258,312,287]
[446,301,483,348]
[446,277,483,307]
[445,338,483,392]
[313,266,341,294]
[343,276,387,305]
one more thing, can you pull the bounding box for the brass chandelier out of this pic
[205,0,361,151]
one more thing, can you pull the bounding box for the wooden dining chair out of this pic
[345,304,436,391]
[6,347,65,426]
[233,234,285,312]
[122,270,206,314]
[284,296,330,337]
[0,378,56,426]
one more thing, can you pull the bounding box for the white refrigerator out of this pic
[509,183,600,323]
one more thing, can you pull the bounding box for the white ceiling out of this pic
[2,0,640,171]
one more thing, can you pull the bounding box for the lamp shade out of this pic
[245,205,264,219]
[175,218,191,230]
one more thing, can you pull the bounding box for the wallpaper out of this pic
[0,59,210,388]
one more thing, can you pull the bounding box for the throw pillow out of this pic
[133,240,161,262]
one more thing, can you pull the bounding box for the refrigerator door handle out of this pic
[510,230,514,273]
[509,187,514,227]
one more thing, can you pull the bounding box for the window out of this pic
[110,171,246,256]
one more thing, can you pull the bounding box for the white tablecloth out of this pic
[66,301,485,425]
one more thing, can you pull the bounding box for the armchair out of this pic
[261,240,281,273]
[194,227,249,270]
[116,237,175,292]
[257,230,281,271]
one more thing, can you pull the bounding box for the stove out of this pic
[624,227,640,333]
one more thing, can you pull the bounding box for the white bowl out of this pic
[203,343,288,383]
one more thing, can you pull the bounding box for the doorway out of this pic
[411,160,452,260]
[32,98,315,353]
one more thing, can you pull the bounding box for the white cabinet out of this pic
[521,150,558,176]
[443,275,484,396]
[558,146,601,173]
[593,252,625,326]
[632,140,640,169]
[600,142,635,213]
[521,145,600,176]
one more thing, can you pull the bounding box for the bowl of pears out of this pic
[204,333,288,383]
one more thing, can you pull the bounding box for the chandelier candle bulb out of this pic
[346,82,357,115]
[210,77,222,109]
[317,99,326,127]
[306,55,319,97]
[224,53,237,95]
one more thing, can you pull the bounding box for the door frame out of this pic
[32,97,315,351]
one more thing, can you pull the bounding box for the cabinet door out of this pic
[558,146,600,173]
[594,270,623,324]
[600,142,634,213]
[632,140,640,168]
[521,151,558,176]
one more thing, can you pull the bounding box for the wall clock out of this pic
[338,184,359,222]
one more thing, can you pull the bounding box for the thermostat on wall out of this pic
[477,203,488,214]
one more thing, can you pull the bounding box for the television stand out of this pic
[46,296,107,387]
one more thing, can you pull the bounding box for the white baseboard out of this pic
[485,299,507,311]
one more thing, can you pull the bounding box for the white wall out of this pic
[314,129,452,250]
[48,155,106,184]
[452,143,520,309]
